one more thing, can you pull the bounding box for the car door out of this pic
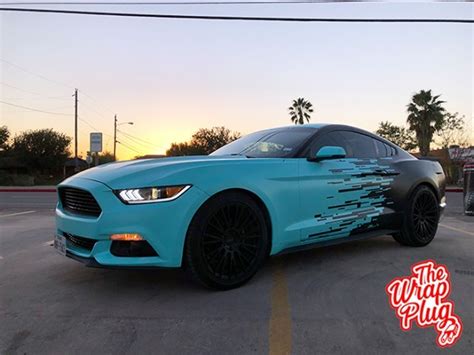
[298,130,396,242]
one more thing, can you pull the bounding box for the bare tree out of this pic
[436,112,466,148]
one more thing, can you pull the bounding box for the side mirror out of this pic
[308,146,346,162]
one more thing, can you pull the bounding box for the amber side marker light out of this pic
[110,233,144,241]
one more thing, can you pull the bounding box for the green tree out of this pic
[376,121,417,151]
[166,142,206,156]
[289,98,313,125]
[191,127,241,154]
[166,127,241,156]
[406,90,446,156]
[436,112,465,148]
[12,129,71,173]
[0,125,10,151]
[98,151,115,165]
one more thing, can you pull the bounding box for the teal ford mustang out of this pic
[55,124,446,289]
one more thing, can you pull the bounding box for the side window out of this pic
[309,131,347,157]
[385,143,397,156]
[374,139,388,157]
[338,131,378,158]
[310,131,392,159]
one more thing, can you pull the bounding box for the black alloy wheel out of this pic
[412,190,439,242]
[392,185,440,247]
[184,191,269,290]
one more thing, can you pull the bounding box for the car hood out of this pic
[62,155,249,189]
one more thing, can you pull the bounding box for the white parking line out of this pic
[43,240,54,247]
[0,210,36,218]
[439,223,474,237]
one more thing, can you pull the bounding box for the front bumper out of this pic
[56,178,208,268]
[65,251,172,269]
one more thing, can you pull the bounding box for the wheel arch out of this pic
[187,187,274,257]
[408,180,440,203]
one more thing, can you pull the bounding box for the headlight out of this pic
[116,185,191,204]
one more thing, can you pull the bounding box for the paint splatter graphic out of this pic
[309,158,395,239]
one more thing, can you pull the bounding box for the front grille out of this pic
[59,187,102,217]
[64,233,97,251]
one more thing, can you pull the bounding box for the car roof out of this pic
[278,123,328,129]
[271,123,372,136]
[268,123,400,148]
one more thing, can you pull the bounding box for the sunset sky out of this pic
[0,1,472,160]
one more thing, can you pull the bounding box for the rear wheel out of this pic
[184,191,270,290]
[392,185,440,247]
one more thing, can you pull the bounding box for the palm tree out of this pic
[406,90,446,156]
[288,98,313,125]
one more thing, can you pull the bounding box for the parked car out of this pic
[463,162,474,215]
[55,124,446,289]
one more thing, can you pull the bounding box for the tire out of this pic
[184,191,270,290]
[392,185,440,247]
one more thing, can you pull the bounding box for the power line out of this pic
[0,100,73,115]
[0,1,337,5]
[78,116,114,137]
[117,140,141,154]
[0,81,69,98]
[117,132,150,149]
[1,59,115,116]
[117,129,165,149]
[1,96,70,101]
[117,131,162,150]
[0,58,74,89]
[78,90,115,115]
[78,116,100,131]
[117,129,156,147]
[79,99,110,119]
[0,7,472,23]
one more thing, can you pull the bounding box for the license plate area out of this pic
[54,234,67,256]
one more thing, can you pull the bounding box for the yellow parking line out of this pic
[269,259,292,355]
[439,223,474,237]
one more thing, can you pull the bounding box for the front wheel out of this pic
[392,185,440,247]
[184,192,270,290]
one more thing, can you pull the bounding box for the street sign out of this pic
[90,132,103,153]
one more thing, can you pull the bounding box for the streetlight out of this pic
[113,115,134,161]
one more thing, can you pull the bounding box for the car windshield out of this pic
[210,127,317,158]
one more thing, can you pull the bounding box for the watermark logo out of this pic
[385,260,462,348]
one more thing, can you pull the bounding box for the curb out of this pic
[446,188,463,193]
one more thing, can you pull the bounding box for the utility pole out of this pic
[113,116,133,162]
[113,115,117,161]
[74,88,78,172]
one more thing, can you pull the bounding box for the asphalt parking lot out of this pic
[0,192,472,354]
